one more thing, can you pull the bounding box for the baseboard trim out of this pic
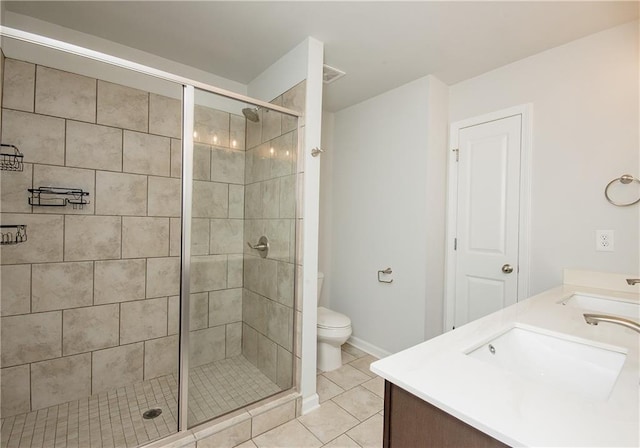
[347,336,392,359]
[301,393,320,415]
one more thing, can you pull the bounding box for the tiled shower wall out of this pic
[0,58,246,418]
[242,82,305,392]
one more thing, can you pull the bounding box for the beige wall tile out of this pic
[267,300,293,350]
[122,217,169,258]
[149,93,181,138]
[35,66,96,122]
[168,295,179,335]
[191,218,210,256]
[194,106,229,147]
[1,162,32,213]
[1,364,30,417]
[242,323,258,366]
[209,288,242,327]
[193,144,211,181]
[64,215,121,261]
[190,255,227,293]
[244,183,262,219]
[211,148,244,184]
[97,80,148,131]
[95,171,147,216]
[226,322,242,357]
[148,176,181,217]
[192,181,228,218]
[266,219,291,262]
[144,335,178,380]
[209,219,243,254]
[242,288,267,335]
[229,114,246,151]
[0,264,30,316]
[227,254,243,288]
[1,109,65,165]
[66,120,123,171]
[257,334,277,383]
[94,258,146,304]
[170,138,182,178]
[92,343,143,394]
[63,304,119,355]
[270,132,294,179]
[120,297,167,344]
[1,311,61,366]
[31,353,91,410]
[251,400,295,438]
[32,261,93,312]
[3,59,35,112]
[146,257,180,298]
[279,175,296,219]
[32,164,95,214]
[123,131,171,176]
[262,179,280,219]
[261,109,282,144]
[169,217,181,256]
[0,213,63,265]
[244,257,277,300]
[229,184,244,219]
[190,326,225,367]
[282,81,305,133]
[190,292,208,330]
[276,262,294,308]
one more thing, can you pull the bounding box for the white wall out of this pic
[324,75,448,355]
[450,21,640,294]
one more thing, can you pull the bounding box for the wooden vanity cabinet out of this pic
[383,381,510,448]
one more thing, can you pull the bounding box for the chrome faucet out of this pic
[583,313,640,334]
[626,278,640,285]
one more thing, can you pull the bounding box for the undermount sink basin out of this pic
[560,293,640,319]
[466,326,626,400]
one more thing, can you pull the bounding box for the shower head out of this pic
[242,107,260,123]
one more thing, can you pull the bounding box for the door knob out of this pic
[502,264,514,274]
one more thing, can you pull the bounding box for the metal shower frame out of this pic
[0,26,303,435]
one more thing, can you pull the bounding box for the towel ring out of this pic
[604,174,640,207]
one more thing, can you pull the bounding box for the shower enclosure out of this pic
[0,29,301,448]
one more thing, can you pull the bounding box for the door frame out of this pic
[444,104,533,331]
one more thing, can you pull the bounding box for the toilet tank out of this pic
[317,272,324,304]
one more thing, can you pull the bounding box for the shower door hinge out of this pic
[452,148,459,162]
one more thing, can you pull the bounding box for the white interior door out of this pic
[454,115,522,327]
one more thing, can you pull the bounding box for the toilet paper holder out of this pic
[378,267,393,283]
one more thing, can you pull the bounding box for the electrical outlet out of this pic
[596,230,615,252]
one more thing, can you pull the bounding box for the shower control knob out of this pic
[501,264,514,274]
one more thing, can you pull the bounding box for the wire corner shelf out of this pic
[1,225,28,245]
[28,186,90,209]
[0,144,24,172]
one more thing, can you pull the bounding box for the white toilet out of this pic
[317,272,352,371]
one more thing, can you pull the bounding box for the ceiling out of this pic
[3,1,638,112]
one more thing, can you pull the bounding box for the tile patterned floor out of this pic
[241,344,384,448]
[1,355,281,448]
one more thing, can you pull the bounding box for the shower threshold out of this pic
[1,355,281,448]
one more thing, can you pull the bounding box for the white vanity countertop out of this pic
[370,283,640,447]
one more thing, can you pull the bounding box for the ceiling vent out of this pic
[322,64,346,84]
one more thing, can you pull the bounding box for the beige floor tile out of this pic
[317,375,345,403]
[323,365,371,391]
[234,441,258,448]
[297,401,359,444]
[341,351,356,364]
[332,386,383,422]
[361,376,385,398]
[346,414,383,448]
[253,420,322,448]
[341,344,367,359]
[348,355,378,377]
[322,434,360,448]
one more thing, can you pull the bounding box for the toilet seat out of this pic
[317,306,351,329]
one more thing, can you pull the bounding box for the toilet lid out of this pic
[317,306,351,329]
